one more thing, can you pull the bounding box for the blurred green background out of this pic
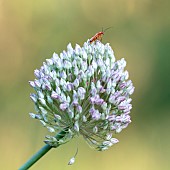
[0,0,170,169]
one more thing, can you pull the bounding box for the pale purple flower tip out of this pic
[107,115,116,122]
[78,87,86,96]
[73,78,79,87]
[60,102,69,111]
[51,91,60,99]
[115,114,131,123]
[46,58,53,65]
[74,121,79,132]
[99,86,106,93]
[118,105,127,110]
[34,80,41,88]
[72,99,79,106]
[66,83,73,91]
[90,95,104,105]
[30,93,37,103]
[39,98,46,105]
[110,138,119,144]
[45,84,51,91]
[77,105,82,113]
[119,82,126,89]
[29,81,35,88]
[54,114,61,120]
[109,94,116,104]
[90,107,101,120]
[34,69,41,78]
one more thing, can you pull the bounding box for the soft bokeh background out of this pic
[0,0,170,169]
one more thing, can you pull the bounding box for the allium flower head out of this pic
[29,41,134,152]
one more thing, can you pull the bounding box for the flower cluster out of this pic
[29,41,134,152]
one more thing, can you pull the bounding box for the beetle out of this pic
[89,27,112,44]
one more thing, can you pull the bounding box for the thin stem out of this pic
[19,130,66,170]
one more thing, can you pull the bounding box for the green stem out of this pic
[19,130,66,170]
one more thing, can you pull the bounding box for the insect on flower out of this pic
[89,27,112,44]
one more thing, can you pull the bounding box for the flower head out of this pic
[29,41,134,152]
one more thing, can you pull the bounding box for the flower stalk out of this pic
[19,130,66,170]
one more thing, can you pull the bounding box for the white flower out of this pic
[68,157,75,165]
[29,40,135,160]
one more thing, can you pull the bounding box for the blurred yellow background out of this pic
[0,0,170,169]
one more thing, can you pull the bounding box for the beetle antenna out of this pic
[104,27,112,32]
